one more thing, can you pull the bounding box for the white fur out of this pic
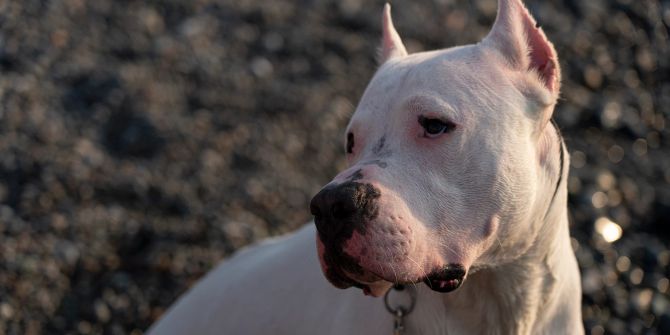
[148,1,583,333]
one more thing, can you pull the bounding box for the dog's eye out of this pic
[419,116,456,138]
[346,132,355,153]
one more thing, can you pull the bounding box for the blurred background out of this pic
[0,0,668,334]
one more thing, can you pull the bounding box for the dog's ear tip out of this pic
[485,0,560,95]
[382,3,392,28]
[379,2,408,63]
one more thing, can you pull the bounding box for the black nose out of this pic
[310,181,380,241]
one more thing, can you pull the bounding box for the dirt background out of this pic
[0,0,668,334]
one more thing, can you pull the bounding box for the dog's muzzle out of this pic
[311,181,468,294]
[310,181,383,290]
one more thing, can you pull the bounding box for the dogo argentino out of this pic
[149,0,583,333]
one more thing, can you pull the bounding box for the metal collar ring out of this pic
[384,284,417,315]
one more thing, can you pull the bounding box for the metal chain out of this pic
[393,309,405,335]
[384,285,417,335]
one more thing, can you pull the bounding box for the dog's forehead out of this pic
[351,45,508,126]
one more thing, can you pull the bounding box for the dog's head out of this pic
[310,0,564,297]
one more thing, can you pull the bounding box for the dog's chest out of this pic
[403,272,544,335]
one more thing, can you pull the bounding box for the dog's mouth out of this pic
[317,234,467,296]
[340,264,467,296]
[421,264,466,293]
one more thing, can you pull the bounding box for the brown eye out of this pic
[419,116,456,138]
[346,132,354,153]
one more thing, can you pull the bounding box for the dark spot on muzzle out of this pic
[365,159,388,169]
[310,181,381,287]
[346,169,363,182]
[423,264,466,293]
[372,135,386,154]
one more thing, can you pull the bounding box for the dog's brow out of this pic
[405,95,456,119]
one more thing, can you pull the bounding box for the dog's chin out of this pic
[354,280,395,297]
[331,269,394,297]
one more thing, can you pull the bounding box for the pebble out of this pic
[0,304,14,319]
[94,301,111,324]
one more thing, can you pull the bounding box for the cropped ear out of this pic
[379,3,408,63]
[484,0,560,99]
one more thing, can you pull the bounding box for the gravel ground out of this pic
[0,0,668,334]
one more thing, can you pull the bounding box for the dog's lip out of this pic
[342,270,394,297]
[332,259,468,295]
[352,275,465,296]
[421,265,467,293]
[422,276,462,292]
[358,280,394,297]
[343,265,469,295]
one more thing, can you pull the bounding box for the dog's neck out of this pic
[418,121,575,335]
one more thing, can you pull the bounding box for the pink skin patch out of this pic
[524,16,558,92]
[435,279,459,290]
[342,227,412,281]
[317,232,392,297]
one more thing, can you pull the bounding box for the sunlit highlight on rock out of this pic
[595,217,622,243]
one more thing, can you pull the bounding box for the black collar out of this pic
[547,119,565,215]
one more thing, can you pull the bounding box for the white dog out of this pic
[148,0,583,333]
